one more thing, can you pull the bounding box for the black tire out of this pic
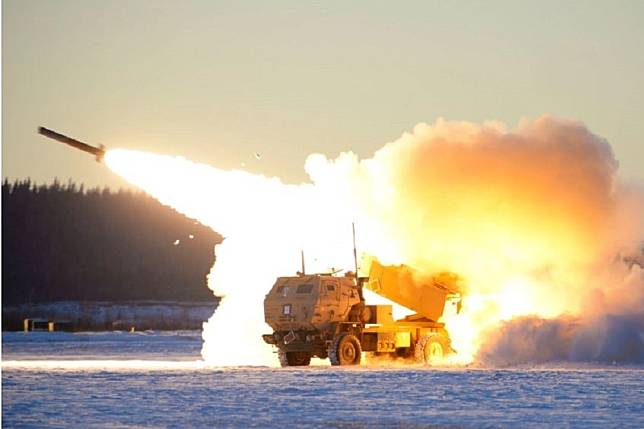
[396,347,413,359]
[278,350,311,367]
[328,333,362,366]
[414,334,450,365]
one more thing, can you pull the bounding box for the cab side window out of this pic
[324,282,339,297]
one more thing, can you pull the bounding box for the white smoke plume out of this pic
[105,115,644,366]
[477,240,644,366]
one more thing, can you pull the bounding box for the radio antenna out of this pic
[300,250,306,275]
[352,223,359,280]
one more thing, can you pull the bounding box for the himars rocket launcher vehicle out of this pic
[263,258,463,367]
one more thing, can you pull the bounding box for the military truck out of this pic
[262,259,462,366]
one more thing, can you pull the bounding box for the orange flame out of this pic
[104,116,641,366]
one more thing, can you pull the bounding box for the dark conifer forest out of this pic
[2,179,221,305]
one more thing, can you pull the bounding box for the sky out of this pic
[3,0,643,189]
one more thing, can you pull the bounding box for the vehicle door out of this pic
[337,280,354,319]
[321,279,340,322]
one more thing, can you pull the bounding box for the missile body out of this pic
[38,127,106,162]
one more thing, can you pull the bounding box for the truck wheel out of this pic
[328,333,362,366]
[415,334,449,365]
[396,347,413,359]
[278,350,311,367]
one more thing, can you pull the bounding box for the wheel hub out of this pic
[341,343,356,361]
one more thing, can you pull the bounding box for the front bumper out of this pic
[262,331,322,352]
[262,334,276,345]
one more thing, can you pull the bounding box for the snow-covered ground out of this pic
[3,332,643,428]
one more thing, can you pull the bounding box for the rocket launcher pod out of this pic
[366,259,461,322]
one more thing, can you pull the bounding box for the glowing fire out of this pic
[104,115,642,366]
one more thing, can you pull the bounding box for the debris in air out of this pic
[173,239,180,246]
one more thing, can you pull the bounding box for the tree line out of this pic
[2,179,221,306]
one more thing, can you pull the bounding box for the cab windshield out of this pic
[296,283,315,294]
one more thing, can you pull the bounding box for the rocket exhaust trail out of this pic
[38,127,106,162]
[45,116,644,366]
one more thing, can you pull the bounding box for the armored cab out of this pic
[264,275,361,332]
[263,274,364,366]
